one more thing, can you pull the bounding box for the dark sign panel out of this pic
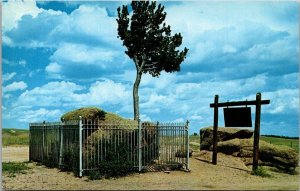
[223,107,252,127]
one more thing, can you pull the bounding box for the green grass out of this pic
[189,135,200,151]
[251,166,271,177]
[2,162,31,177]
[2,128,29,146]
[260,136,299,153]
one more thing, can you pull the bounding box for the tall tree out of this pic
[117,1,188,121]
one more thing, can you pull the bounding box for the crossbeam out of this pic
[210,100,270,108]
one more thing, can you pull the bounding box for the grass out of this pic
[2,128,29,146]
[260,136,299,153]
[251,166,271,177]
[189,135,200,151]
[2,162,31,177]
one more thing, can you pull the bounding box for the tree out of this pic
[117,1,188,121]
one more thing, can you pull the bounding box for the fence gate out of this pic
[29,119,189,177]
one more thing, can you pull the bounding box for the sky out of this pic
[1,1,299,137]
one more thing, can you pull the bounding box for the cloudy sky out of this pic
[2,1,299,136]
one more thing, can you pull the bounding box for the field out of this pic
[2,128,29,146]
[260,136,299,152]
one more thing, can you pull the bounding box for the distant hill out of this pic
[261,135,299,139]
[2,128,29,146]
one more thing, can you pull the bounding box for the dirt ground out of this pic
[2,146,29,162]
[2,146,299,190]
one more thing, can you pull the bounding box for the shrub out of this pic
[60,144,79,175]
[3,162,31,177]
[87,142,135,180]
[88,171,102,180]
[251,166,271,177]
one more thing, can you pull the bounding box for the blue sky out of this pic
[1,1,299,136]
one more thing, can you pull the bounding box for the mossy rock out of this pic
[60,107,136,125]
[200,127,253,150]
[217,138,299,171]
[61,107,106,121]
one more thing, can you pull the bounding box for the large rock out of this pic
[217,138,299,171]
[200,127,253,150]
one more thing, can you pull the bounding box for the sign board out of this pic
[223,107,252,127]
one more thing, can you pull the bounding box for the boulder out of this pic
[200,127,253,150]
[217,138,299,171]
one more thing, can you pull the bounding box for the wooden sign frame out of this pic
[209,93,270,171]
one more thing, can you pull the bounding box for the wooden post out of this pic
[253,93,261,171]
[79,116,83,177]
[212,95,219,165]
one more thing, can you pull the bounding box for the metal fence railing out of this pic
[29,118,189,177]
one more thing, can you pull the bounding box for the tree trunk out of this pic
[133,71,142,121]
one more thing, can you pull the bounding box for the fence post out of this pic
[79,116,83,177]
[186,120,190,171]
[138,119,142,172]
[29,124,31,161]
[42,121,45,161]
[59,119,64,168]
[156,121,159,162]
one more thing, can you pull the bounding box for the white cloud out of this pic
[45,62,63,78]
[84,80,131,105]
[51,43,118,66]
[3,81,27,92]
[262,89,298,114]
[15,80,131,108]
[18,108,62,122]
[19,60,27,67]
[140,114,151,122]
[16,81,83,107]
[2,72,16,82]
[222,45,237,53]
[2,0,42,31]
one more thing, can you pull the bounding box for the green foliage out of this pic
[87,141,135,180]
[59,143,79,175]
[2,128,29,146]
[193,132,198,136]
[251,166,271,177]
[42,155,57,168]
[88,171,103,180]
[2,162,31,177]
[42,143,59,168]
[117,1,188,77]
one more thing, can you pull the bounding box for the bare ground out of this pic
[2,146,299,190]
